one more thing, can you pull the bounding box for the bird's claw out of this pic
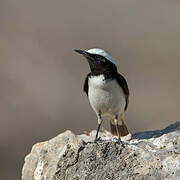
[94,137,101,143]
[116,137,126,147]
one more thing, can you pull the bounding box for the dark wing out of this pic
[116,73,130,111]
[83,73,91,96]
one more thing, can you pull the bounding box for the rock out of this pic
[22,122,180,180]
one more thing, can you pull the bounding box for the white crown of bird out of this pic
[86,48,116,64]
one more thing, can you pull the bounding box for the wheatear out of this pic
[74,48,130,142]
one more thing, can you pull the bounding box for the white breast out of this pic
[88,74,126,117]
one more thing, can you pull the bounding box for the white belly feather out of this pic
[88,74,126,117]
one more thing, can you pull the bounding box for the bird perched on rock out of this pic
[74,48,130,142]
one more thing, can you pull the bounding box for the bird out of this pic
[74,48,130,143]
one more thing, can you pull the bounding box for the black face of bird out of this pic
[74,49,117,75]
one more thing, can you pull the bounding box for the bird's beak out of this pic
[74,49,96,71]
[74,49,89,57]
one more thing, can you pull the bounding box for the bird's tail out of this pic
[110,116,129,137]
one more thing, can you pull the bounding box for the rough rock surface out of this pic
[22,122,180,180]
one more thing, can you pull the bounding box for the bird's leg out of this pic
[115,115,124,145]
[94,112,103,142]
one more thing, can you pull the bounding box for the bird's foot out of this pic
[94,137,101,143]
[116,137,126,147]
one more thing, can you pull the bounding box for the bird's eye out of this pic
[98,57,105,62]
[100,58,106,63]
[94,55,106,63]
[97,58,101,62]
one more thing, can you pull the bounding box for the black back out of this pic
[83,73,90,96]
[115,73,129,111]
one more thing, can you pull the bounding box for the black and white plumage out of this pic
[74,48,130,142]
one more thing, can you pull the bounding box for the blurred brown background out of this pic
[0,0,180,179]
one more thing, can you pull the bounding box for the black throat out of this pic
[90,63,118,80]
